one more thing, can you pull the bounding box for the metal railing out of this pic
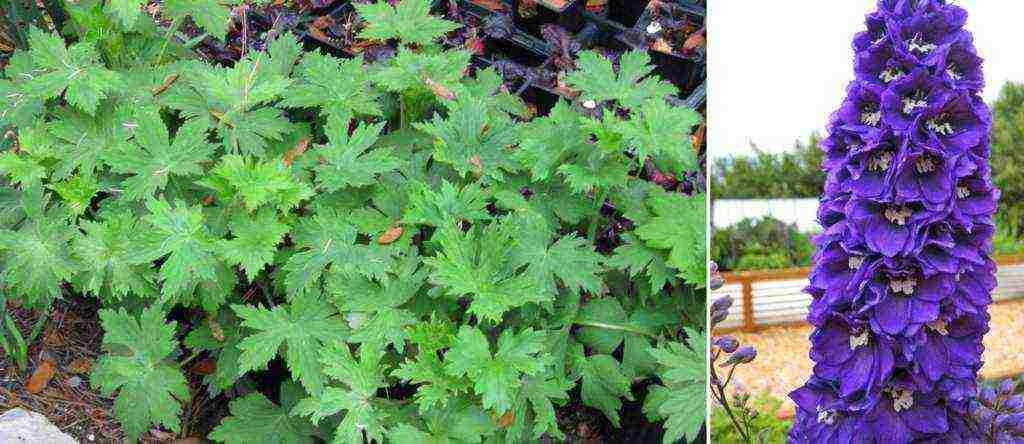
[713,254,1024,333]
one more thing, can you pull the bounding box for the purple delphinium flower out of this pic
[790,1,997,442]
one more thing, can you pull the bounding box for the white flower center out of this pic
[884,206,913,226]
[880,68,905,83]
[861,109,883,126]
[887,387,915,412]
[848,255,865,270]
[927,115,955,136]
[915,157,936,174]
[907,34,938,54]
[889,277,918,295]
[903,97,928,115]
[868,151,893,172]
[947,66,963,81]
[956,186,971,199]
[817,406,837,425]
[850,330,870,350]
[928,319,949,335]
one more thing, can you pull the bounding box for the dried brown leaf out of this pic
[26,359,56,394]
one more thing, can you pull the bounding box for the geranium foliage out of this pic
[789,1,998,442]
[0,1,706,442]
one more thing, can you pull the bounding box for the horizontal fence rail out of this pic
[714,254,1024,332]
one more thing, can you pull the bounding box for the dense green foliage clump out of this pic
[712,217,813,272]
[0,1,707,442]
[709,135,824,200]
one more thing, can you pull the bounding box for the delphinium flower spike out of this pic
[789,1,998,442]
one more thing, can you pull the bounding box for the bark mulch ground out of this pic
[719,298,1024,418]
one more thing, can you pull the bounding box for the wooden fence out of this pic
[714,254,1024,333]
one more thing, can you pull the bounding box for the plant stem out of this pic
[587,188,608,243]
[156,16,181,65]
[573,320,657,339]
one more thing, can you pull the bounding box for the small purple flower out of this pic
[913,92,989,155]
[857,261,952,335]
[881,68,945,130]
[836,82,887,139]
[863,385,948,440]
[847,198,932,257]
[893,143,953,208]
[932,31,984,92]
[846,135,901,199]
[810,315,894,398]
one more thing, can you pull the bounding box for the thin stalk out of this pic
[156,16,181,65]
[587,188,608,243]
[574,320,657,339]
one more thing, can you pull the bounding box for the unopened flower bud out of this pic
[981,386,998,407]
[711,309,728,327]
[715,336,739,353]
[711,296,733,313]
[1005,395,1024,412]
[1000,379,1018,396]
[710,273,726,291]
[722,346,757,366]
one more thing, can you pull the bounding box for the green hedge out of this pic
[712,217,814,272]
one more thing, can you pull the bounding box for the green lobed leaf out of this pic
[91,306,189,443]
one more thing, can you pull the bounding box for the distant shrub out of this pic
[712,217,814,272]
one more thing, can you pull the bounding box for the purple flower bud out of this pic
[977,407,996,430]
[710,273,726,291]
[722,346,756,366]
[996,412,1024,432]
[981,386,999,407]
[711,296,733,313]
[715,336,739,353]
[710,309,728,328]
[1004,395,1024,412]
[1000,379,1018,396]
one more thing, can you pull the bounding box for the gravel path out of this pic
[717,298,1024,415]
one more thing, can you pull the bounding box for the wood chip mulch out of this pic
[1,295,124,443]
[716,298,1024,418]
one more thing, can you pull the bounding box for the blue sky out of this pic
[707,1,1024,158]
